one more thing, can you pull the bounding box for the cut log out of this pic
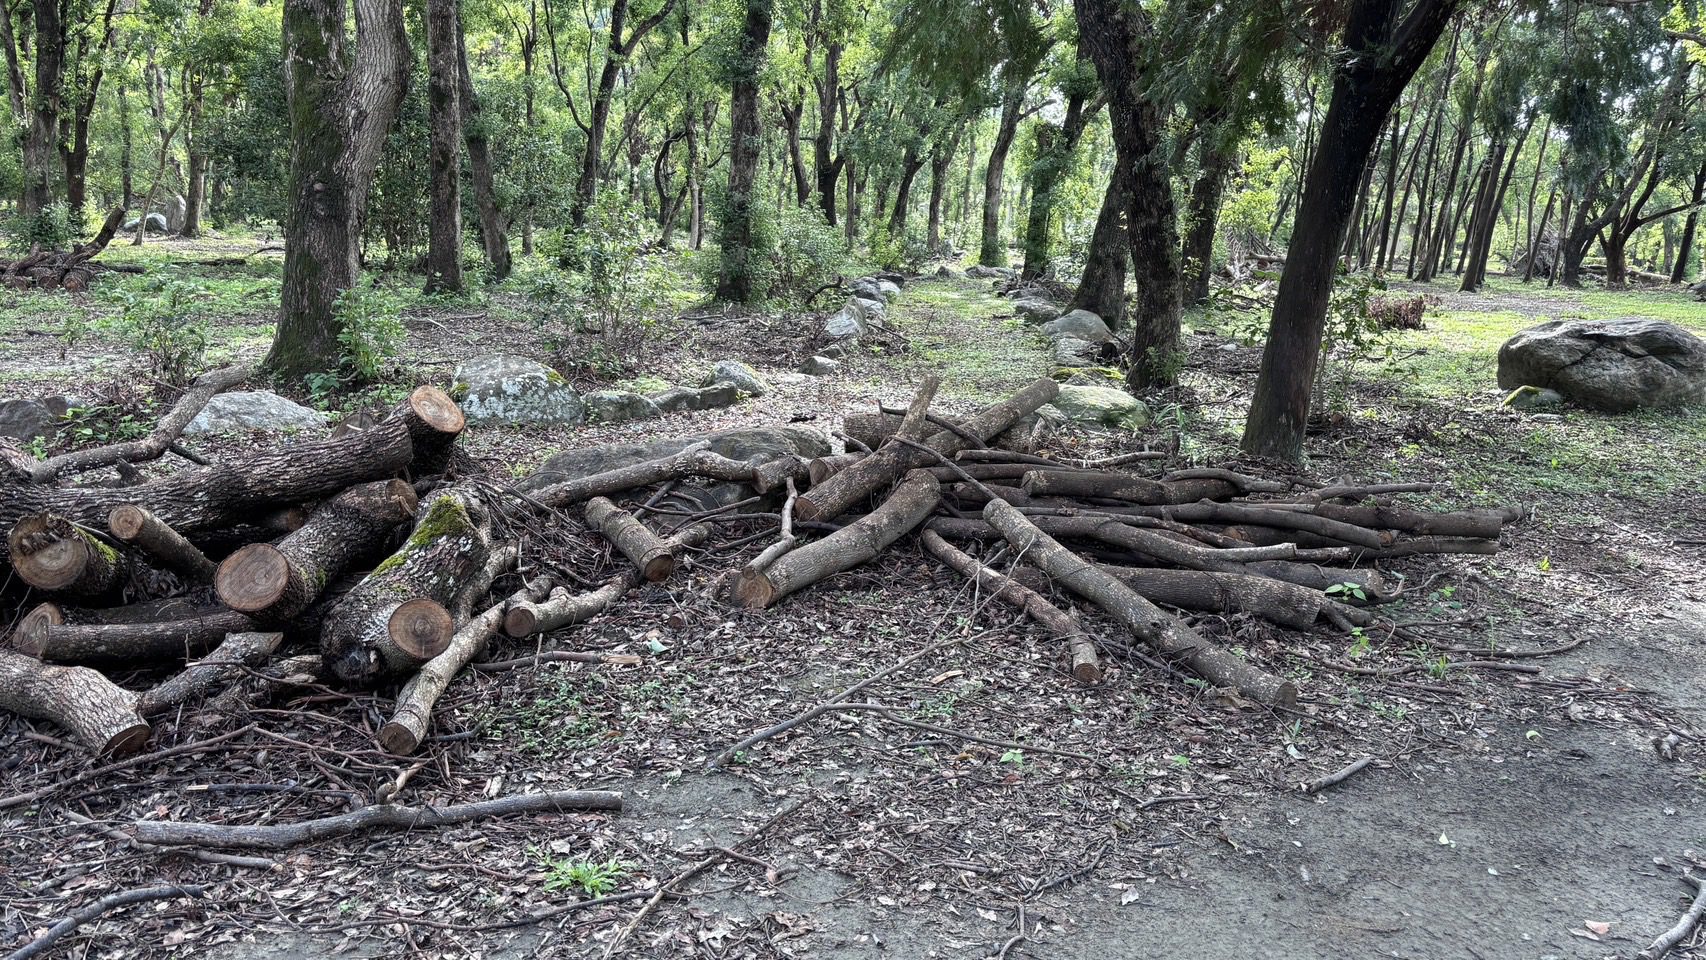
[1019,469,1239,505]
[808,453,865,487]
[841,412,903,450]
[921,530,1101,683]
[16,608,256,665]
[530,446,805,509]
[139,632,286,717]
[7,513,132,596]
[16,597,204,639]
[0,649,150,755]
[319,485,494,685]
[1156,502,1391,549]
[1095,566,1369,630]
[737,470,941,609]
[0,386,464,538]
[215,479,419,620]
[1308,502,1518,539]
[981,500,1298,707]
[130,789,625,850]
[796,377,1058,523]
[584,497,678,581]
[108,505,218,582]
[27,364,252,483]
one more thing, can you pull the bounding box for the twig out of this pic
[1640,875,1706,960]
[5,884,206,960]
[1300,756,1376,795]
[742,477,798,578]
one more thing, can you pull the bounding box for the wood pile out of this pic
[0,370,1522,763]
[0,208,133,292]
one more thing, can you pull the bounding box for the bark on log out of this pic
[26,364,252,483]
[584,497,678,581]
[320,485,493,685]
[737,471,941,609]
[921,530,1101,683]
[0,649,150,755]
[107,505,217,582]
[501,521,709,637]
[15,608,255,665]
[808,453,865,487]
[1095,566,1368,629]
[139,632,286,717]
[797,377,1058,523]
[982,500,1298,706]
[841,412,903,450]
[1157,502,1392,549]
[0,387,464,538]
[1308,502,1517,539]
[7,513,132,596]
[16,597,204,639]
[530,446,804,509]
[130,789,625,850]
[1019,469,1239,505]
[216,479,419,620]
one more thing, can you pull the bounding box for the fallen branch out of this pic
[1299,755,1376,795]
[0,649,150,755]
[131,789,625,850]
[26,365,251,483]
[1639,875,1706,960]
[107,505,217,582]
[139,632,286,717]
[4,884,207,960]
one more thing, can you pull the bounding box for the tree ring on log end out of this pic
[410,386,466,435]
[8,515,94,591]
[216,544,293,613]
[103,721,153,757]
[106,504,149,541]
[389,599,455,660]
[14,603,66,656]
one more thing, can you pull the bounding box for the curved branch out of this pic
[27,364,251,483]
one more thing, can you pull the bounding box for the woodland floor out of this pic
[1,236,1703,960]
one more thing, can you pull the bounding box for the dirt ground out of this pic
[2,246,1703,959]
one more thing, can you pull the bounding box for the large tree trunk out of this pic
[926,123,962,253]
[1241,0,1460,462]
[1182,134,1235,304]
[1076,0,1183,390]
[1020,93,1096,281]
[22,0,65,221]
[887,142,925,237]
[456,11,511,279]
[814,42,843,225]
[423,0,464,293]
[712,0,772,303]
[1672,161,1706,284]
[267,0,409,381]
[1068,174,1129,329]
[978,82,1025,267]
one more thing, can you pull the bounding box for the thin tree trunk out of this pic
[978,82,1025,267]
[423,0,464,293]
[712,0,772,303]
[1671,161,1706,284]
[457,8,511,280]
[1069,174,1129,329]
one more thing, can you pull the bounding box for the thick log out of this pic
[921,530,1101,683]
[1308,502,1518,539]
[808,453,865,487]
[131,789,625,850]
[737,471,941,609]
[1019,469,1239,505]
[530,446,804,509]
[26,365,252,483]
[16,597,203,639]
[0,649,150,755]
[320,485,494,685]
[108,505,217,582]
[1157,502,1391,549]
[7,513,133,596]
[981,500,1297,707]
[841,412,903,450]
[15,608,256,665]
[139,632,286,717]
[216,480,419,620]
[796,377,1059,523]
[1094,566,1364,630]
[0,387,463,538]
[584,497,677,581]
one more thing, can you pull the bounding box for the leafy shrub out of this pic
[867,224,926,274]
[5,202,74,252]
[772,204,851,304]
[100,276,211,385]
[547,193,663,346]
[1314,269,1398,416]
[333,278,406,382]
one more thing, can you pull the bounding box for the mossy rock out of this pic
[1043,384,1150,432]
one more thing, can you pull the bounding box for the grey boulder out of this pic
[966,265,1016,280]
[1053,337,1099,366]
[1041,310,1111,344]
[825,300,873,339]
[584,390,662,424]
[1013,299,1059,324]
[702,359,771,397]
[800,355,842,376]
[0,397,74,441]
[1496,318,1706,412]
[452,355,586,426]
[1042,385,1150,432]
[185,391,328,435]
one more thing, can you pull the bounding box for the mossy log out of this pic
[982,500,1298,707]
[0,649,150,755]
[7,513,133,597]
[319,486,494,686]
[737,471,941,609]
[216,480,419,621]
[795,378,1058,523]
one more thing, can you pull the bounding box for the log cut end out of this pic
[8,514,116,593]
[732,571,777,609]
[388,599,455,661]
[13,603,65,656]
[376,720,420,756]
[215,544,296,614]
[411,386,466,437]
[103,718,154,757]
[106,504,150,541]
[640,553,675,583]
[502,604,542,638]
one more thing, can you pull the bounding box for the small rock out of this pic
[1044,384,1150,432]
[853,296,888,323]
[702,360,771,397]
[121,212,170,234]
[874,271,906,288]
[584,390,662,424]
[1503,385,1566,411]
[1054,337,1098,366]
[800,356,842,376]
[651,382,741,414]
[824,301,871,340]
[934,265,961,279]
[185,391,329,435]
[819,342,850,359]
[452,355,586,426]
[1013,299,1059,324]
[1042,310,1112,344]
[0,399,61,441]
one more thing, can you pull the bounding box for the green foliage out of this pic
[773,203,853,303]
[534,853,628,896]
[332,279,406,383]
[867,223,926,273]
[546,193,665,346]
[99,276,211,385]
[1313,270,1404,417]
[5,203,75,252]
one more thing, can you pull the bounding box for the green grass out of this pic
[892,279,1052,401]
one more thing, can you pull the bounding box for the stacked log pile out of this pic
[0,370,1522,763]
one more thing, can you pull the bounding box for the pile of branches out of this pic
[1,208,134,292]
[0,369,1521,775]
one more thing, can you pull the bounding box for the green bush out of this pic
[867,224,926,274]
[772,203,851,304]
[99,276,211,385]
[5,202,74,253]
[333,278,406,382]
[545,193,664,346]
